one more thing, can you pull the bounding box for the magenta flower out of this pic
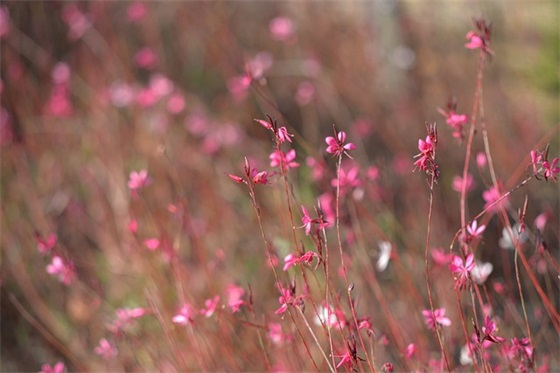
[172,303,195,326]
[226,284,246,313]
[465,31,484,49]
[438,101,468,140]
[94,338,118,360]
[466,220,486,240]
[431,248,453,266]
[482,315,505,344]
[200,296,220,318]
[269,16,294,42]
[36,232,57,254]
[250,169,268,185]
[452,174,474,192]
[143,238,160,251]
[128,169,151,191]
[449,253,476,290]
[277,126,293,144]
[465,18,493,56]
[283,253,299,271]
[299,205,328,236]
[422,308,452,330]
[405,343,416,359]
[46,256,75,285]
[269,149,299,171]
[413,134,437,176]
[542,158,560,181]
[325,129,356,157]
[39,362,66,373]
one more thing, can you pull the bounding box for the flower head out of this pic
[482,315,505,343]
[449,253,476,290]
[465,18,493,56]
[128,169,151,191]
[46,256,75,285]
[422,308,452,330]
[269,149,299,171]
[39,362,66,373]
[325,128,356,157]
[94,338,118,360]
[172,303,195,325]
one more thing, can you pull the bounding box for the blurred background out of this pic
[1,1,558,372]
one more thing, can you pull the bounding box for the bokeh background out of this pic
[1,1,558,372]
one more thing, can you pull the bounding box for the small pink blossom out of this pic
[167,92,186,114]
[482,315,505,343]
[465,18,493,55]
[299,205,328,236]
[128,169,151,191]
[200,296,220,318]
[39,362,65,373]
[542,158,560,181]
[466,220,486,240]
[226,284,246,313]
[35,232,57,254]
[269,149,299,171]
[172,303,195,325]
[126,2,147,22]
[325,129,356,157]
[465,31,484,49]
[282,253,299,271]
[438,100,468,140]
[269,16,294,42]
[268,322,291,345]
[405,343,416,359]
[431,248,453,266]
[61,4,91,41]
[44,85,73,117]
[128,220,138,234]
[295,81,315,106]
[476,152,487,168]
[483,184,508,211]
[449,253,476,290]
[51,63,71,85]
[331,164,361,195]
[413,133,437,177]
[111,307,146,332]
[227,74,251,102]
[94,338,118,360]
[143,238,160,251]
[422,308,452,330]
[134,47,158,70]
[46,256,75,285]
[452,174,474,192]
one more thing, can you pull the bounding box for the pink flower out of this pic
[449,253,476,290]
[466,220,486,240]
[46,256,75,285]
[227,74,251,102]
[143,238,160,251]
[36,232,57,254]
[283,253,299,271]
[299,205,328,236]
[39,362,66,373]
[465,31,484,49]
[405,343,416,359]
[277,126,293,143]
[94,338,118,360]
[431,248,453,266]
[452,174,474,192]
[482,315,505,344]
[172,303,195,325]
[128,169,151,191]
[438,102,468,140]
[268,322,291,345]
[167,92,186,114]
[269,16,294,42]
[111,307,146,332]
[269,149,299,171]
[331,164,361,195]
[226,284,246,313]
[422,308,451,330]
[295,81,315,106]
[477,152,487,168]
[126,2,147,22]
[128,220,138,234]
[542,158,560,181]
[61,4,91,41]
[200,296,220,318]
[325,129,356,157]
[465,18,493,55]
[413,134,437,175]
[483,184,508,211]
[134,47,158,70]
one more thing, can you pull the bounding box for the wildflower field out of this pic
[1,2,559,372]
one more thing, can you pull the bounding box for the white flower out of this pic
[499,224,527,250]
[471,261,493,284]
[376,241,392,272]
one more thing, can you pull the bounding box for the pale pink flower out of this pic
[46,256,75,285]
[226,284,246,313]
[295,81,315,106]
[134,47,158,70]
[422,308,451,330]
[405,343,416,359]
[135,87,158,108]
[227,74,251,102]
[325,129,356,157]
[431,248,453,266]
[449,253,476,290]
[143,238,160,251]
[269,149,299,171]
[36,232,57,254]
[94,338,118,360]
[482,315,505,343]
[483,184,508,211]
[465,31,484,49]
[466,220,486,240]
[128,220,138,234]
[268,322,291,345]
[44,85,73,117]
[108,81,136,108]
[331,164,361,195]
[269,16,294,42]
[128,169,151,191]
[452,174,474,192]
[167,92,186,114]
[277,126,293,143]
[476,152,487,168]
[200,296,220,318]
[413,135,436,173]
[39,362,65,373]
[246,52,273,80]
[172,303,195,325]
[111,307,146,332]
[61,4,91,40]
[126,2,147,22]
[51,63,71,85]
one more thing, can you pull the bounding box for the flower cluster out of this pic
[531,147,560,181]
[413,123,439,180]
[325,127,356,157]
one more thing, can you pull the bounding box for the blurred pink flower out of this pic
[143,238,160,251]
[94,338,118,360]
[46,256,75,285]
[172,303,195,325]
[452,173,474,192]
[405,343,416,359]
[227,74,251,102]
[295,81,315,106]
[246,52,273,80]
[126,2,147,22]
[431,248,452,266]
[483,184,508,211]
[200,296,220,318]
[331,164,360,195]
[61,4,91,40]
[269,16,294,42]
[36,232,57,254]
[108,81,136,107]
[39,362,65,373]
[466,220,485,240]
[226,284,246,313]
[111,307,146,332]
[268,322,291,345]
[465,31,484,49]
[476,152,487,168]
[269,149,299,171]
[51,63,71,84]
[283,253,299,271]
[167,92,186,114]
[134,47,158,70]
[128,220,138,234]
[45,85,73,117]
[128,169,151,191]
[422,308,451,330]
[149,74,174,97]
